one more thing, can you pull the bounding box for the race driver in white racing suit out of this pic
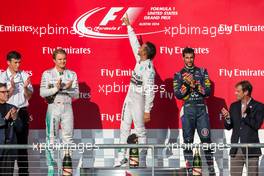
[115,14,156,167]
[40,49,79,176]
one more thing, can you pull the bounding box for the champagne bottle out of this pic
[129,147,139,167]
[62,150,73,176]
[128,134,139,168]
[193,148,202,176]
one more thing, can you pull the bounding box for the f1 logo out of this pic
[99,7,143,26]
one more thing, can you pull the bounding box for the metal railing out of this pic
[0,143,263,176]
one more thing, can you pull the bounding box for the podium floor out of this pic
[80,167,187,176]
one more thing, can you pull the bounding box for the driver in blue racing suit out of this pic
[173,47,215,176]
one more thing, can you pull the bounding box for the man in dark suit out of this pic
[0,83,23,175]
[221,80,264,176]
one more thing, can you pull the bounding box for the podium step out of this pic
[80,167,187,176]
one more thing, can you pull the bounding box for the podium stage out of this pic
[80,167,187,176]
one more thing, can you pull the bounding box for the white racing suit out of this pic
[40,68,79,175]
[118,26,155,167]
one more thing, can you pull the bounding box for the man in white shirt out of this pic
[0,51,33,176]
[115,14,156,167]
[40,49,79,176]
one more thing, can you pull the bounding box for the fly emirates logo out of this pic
[73,7,166,39]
